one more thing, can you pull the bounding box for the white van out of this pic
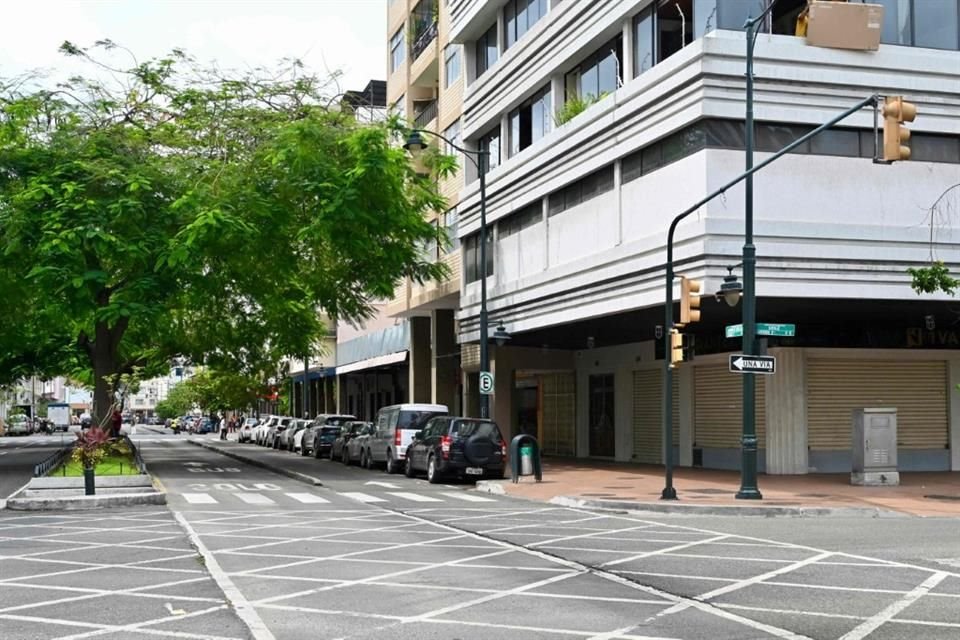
[363,403,448,474]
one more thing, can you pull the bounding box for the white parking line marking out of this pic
[183,493,218,504]
[340,492,387,503]
[838,571,949,640]
[365,481,401,489]
[387,492,443,503]
[440,492,496,502]
[235,493,275,506]
[285,493,330,504]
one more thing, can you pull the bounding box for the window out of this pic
[633,7,655,77]
[478,125,501,175]
[444,119,461,163]
[505,0,549,49]
[877,0,912,45]
[444,44,461,86]
[390,28,405,72]
[499,201,541,237]
[566,37,622,101]
[914,0,959,50]
[445,208,460,251]
[464,232,494,283]
[475,23,499,78]
[392,94,405,120]
[508,84,552,156]
[548,165,614,215]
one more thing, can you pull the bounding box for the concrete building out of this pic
[428,0,960,474]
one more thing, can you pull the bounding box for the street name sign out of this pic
[479,371,495,395]
[729,354,776,375]
[725,323,796,338]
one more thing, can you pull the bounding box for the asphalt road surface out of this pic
[0,434,75,505]
[129,437,960,640]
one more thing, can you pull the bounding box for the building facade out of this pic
[417,0,960,474]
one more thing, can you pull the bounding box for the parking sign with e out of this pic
[479,371,494,395]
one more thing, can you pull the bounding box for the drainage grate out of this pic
[924,494,960,502]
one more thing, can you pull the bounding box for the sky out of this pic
[0,0,387,93]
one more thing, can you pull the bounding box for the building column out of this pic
[765,348,809,474]
[678,366,694,467]
[431,309,457,408]
[491,346,517,441]
[408,316,432,403]
[948,360,960,471]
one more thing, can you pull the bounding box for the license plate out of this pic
[465,467,484,476]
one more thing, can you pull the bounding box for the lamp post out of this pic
[404,129,493,419]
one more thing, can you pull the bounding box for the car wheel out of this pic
[427,455,441,484]
[404,455,416,478]
[300,443,309,457]
[313,442,322,459]
[385,450,397,475]
[342,448,350,465]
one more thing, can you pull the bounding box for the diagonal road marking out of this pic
[837,571,949,640]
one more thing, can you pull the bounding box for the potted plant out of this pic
[73,426,110,495]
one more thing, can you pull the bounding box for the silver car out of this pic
[363,404,448,473]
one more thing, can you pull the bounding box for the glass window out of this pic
[693,0,719,38]
[445,208,460,251]
[873,0,912,45]
[505,0,549,49]
[392,94,405,120]
[444,44,461,86]
[508,85,551,157]
[464,233,494,282]
[479,126,501,174]
[621,151,643,183]
[570,37,622,100]
[390,28,405,72]
[912,134,960,163]
[444,120,461,158]
[810,129,860,157]
[634,8,655,77]
[455,420,503,440]
[717,0,767,31]
[476,23,499,77]
[914,0,959,50]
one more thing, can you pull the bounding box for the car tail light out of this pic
[441,435,452,459]
[500,441,507,457]
[395,430,402,446]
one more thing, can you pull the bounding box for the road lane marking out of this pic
[365,481,400,489]
[183,493,218,504]
[285,493,330,504]
[440,492,496,502]
[388,492,443,503]
[340,492,387,503]
[838,571,949,640]
[235,493,275,505]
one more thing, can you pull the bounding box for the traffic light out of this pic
[882,96,917,162]
[670,329,683,368]
[679,276,702,325]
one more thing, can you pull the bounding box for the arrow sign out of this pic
[729,354,776,375]
[365,481,400,489]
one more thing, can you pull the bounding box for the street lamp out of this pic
[404,128,493,419]
[493,323,512,347]
[716,266,743,308]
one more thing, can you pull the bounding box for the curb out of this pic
[188,440,323,486]
[6,491,167,511]
[474,480,506,495]
[547,495,908,518]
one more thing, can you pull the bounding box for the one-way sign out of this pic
[729,354,776,375]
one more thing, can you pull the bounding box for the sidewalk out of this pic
[486,459,960,517]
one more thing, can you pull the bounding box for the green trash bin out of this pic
[520,445,534,476]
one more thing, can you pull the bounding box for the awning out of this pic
[290,367,337,384]
[337,350,408,375]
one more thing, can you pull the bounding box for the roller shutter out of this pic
[541,372,576,456]
[631,369,680,463]
[807,359,947,450]
[694,364,766,449]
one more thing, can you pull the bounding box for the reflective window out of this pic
[508,85,552,157]
[505,0,548,49]
[914,0,960,49]
[444,44,461,86]
[475,23,499,77]
[876,0,912,45]
[390,28,405,72]
[479,125,501,174]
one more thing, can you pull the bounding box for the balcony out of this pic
[412,20,438,60]
[410,20,439,87]
[413,99,438,129]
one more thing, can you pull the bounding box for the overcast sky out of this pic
[0,0,387,92]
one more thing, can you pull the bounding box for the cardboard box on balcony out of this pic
[805,1,884,51]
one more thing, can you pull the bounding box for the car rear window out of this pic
[397,411,443,431]
[454,421,502,440]
[321,426,341,435]
[323,416,353,426]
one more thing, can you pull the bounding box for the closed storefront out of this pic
[807,358,948,471]
[631,369,678,464]
[541,372,576,456]
[694,364,766,469]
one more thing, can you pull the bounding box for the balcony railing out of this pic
[413,99,438,129]
[412,20,438,60]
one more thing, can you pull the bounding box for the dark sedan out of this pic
[331,421,372,462]
[404,417,506,483]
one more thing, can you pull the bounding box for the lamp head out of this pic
[403,130,428,154]
[717,270,743,308]
[493,323,512,347]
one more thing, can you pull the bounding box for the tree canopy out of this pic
[0,41,451,420]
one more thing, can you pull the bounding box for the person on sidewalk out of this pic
[111,409,122,439]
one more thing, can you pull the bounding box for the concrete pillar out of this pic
[337,375,347,415]
[765,348,809,474]
[948,360,960,471]
[492,346,517,442]
[431,309,457,408]
[614,367,632,462]
[463,371,480,419]
[678,366,694,467]
[408,316,432,403]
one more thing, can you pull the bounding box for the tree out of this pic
[0,41,450,424]
[907,183,960,296]
[154,382,197,419]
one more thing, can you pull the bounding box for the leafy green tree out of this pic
[0,41,450,424]
[154,381,197,419]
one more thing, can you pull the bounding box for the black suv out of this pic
[404,417,506,483]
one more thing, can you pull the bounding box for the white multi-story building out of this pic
[440,0,960,474]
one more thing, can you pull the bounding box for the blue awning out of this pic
[290,367,336,384]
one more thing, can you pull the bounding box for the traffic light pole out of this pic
[661,92,879,501]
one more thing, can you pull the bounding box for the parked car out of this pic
[279,419,308,451]
[253,416,276,445]
[363,403,448,473]
[266,416,294,448]
[301,414,355,457]
[337,421,373,464]
[238,418,260,443]
[7,416,30,436]
[197,417,216,434]
[404,417,506,483]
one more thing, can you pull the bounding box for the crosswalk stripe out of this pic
[387,492,443,503]
[235,493,275,505]
[183,493,218,504]
[341,492,387,503]
[286,493,330,504]
[440,491,496,502]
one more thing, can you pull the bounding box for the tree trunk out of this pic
[89,315,128,427]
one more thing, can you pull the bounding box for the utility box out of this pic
[851,408,899,486]
[804,1,884,51]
